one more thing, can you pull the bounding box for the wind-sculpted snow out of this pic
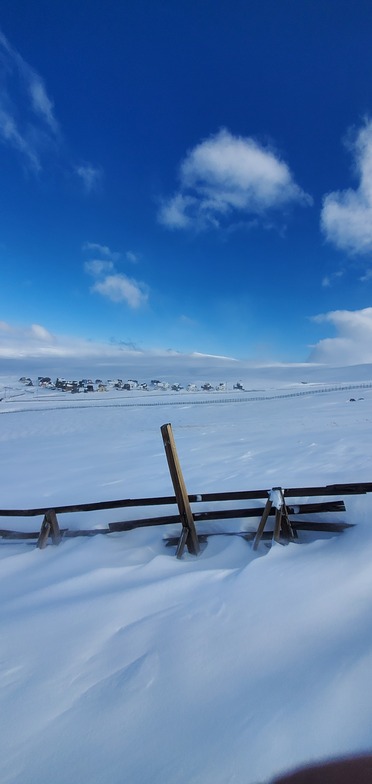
[0,370,372,783]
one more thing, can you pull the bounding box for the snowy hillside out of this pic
[1,361,372,784]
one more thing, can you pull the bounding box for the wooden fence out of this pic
[1,423,370,557]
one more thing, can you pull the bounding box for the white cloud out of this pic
[159,129,312,230]
[82,242,119,260]
[91,274,148,308]
[76,164,103,193]
[84,260,114,276]
[309,307,372,364]
[83,243,148,308]
[321,120,372,255]
[30,323,53,341]
[159,194,195,229]
[0,321,56,357]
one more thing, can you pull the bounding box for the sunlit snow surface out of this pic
[1,363,372,784]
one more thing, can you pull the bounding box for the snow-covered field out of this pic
[1,361,372,783]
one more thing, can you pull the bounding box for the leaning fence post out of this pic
[160,423,200,558]
[47,509,62,545]
[37,516,50,549]
[252,496,273,550]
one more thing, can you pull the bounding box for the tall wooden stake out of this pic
[160,424,200,558]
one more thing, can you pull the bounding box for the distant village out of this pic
[19,376,246,393]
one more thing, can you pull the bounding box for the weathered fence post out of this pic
[160,423,200,558]
[36,509,61,549]
[252,496,273,550]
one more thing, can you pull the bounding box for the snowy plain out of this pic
[1,359,372,784]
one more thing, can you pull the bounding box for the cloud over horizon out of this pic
[309,307,372,364]
[0,320,235,368]
[158,128,312,231]
[321,120,372,256]
[0,320,143,363]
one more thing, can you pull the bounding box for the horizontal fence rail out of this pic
[0,482,371,519]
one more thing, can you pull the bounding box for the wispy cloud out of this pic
[83,241,149,308]
[76,163,103,193]
[359,269,372,282]
[321,270,344,288]
[158,128,312,231]
[0,28,101,188]
[126,250,140,264]
[308,307,372,364]
[27,74,59,135]
[0,29,59,171]
[0,107,41,171]
[82,242,120,261]
[84,260,114,276]
[321,119,372,256]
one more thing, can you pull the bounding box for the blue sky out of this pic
[1,0,372,365]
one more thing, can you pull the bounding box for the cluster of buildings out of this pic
[19,376,245,393]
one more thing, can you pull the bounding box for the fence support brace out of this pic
[37,509,61,549]
[253,488,296,550]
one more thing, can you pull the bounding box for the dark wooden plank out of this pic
[165,521,354,547]
[109,500,345,531]
[291,521,354,532]
[0,529,42,539]
[0,481,369,518]
[0,496,179,517]
[288,501,345,514]
[0,500,345,525]
[273,506,283,543]
[284,482,372,498]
